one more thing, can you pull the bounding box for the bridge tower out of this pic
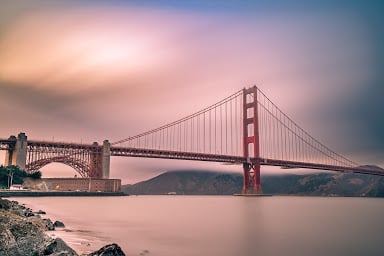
[89,140,110,178]
[4,132,27,170]
[242,86,262,194]
[102,140,110,179]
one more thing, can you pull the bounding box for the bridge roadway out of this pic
[0,139,99,151]
[1,139,383,177]
[111,146,384,176]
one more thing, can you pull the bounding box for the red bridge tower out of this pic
[242,86,262,194]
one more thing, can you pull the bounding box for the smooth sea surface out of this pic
[12,196,384,256]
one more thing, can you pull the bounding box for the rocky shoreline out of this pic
[0,198,126,256]
[0,191,127,197]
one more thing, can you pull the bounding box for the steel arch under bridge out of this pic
[1,133,111,178]
[26,140,111,178]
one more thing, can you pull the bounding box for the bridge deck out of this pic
[111,146,384,176]
[258,158,384,176]
[2,138,383,177]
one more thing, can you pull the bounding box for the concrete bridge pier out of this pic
[4,135,16,167]
[4,133,27,170]
[89,140,110,178]
[102,140,110,179]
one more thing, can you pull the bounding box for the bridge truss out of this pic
[25,141,102,178]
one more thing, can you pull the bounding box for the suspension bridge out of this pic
[1,86,382,194]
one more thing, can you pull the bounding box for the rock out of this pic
[44,237,78,256]
[43,218,55,231]
[22,207,36,217]
[1,198,125,256]
[48,253,75,256]
[0,210,48,255]
[25,211,35,217]
[0,198,11,210]
[0,227,17,253]
[139,249,150,255]
[87,243,126,256]
[35,210,47,215]
[53,220,65,228]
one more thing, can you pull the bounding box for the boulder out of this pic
[88,243,126,256]
[43,218,55,231]
[1,198,127,256]
[0,210,49,255]
[22,207,35,217]
[0,199,11,210]
[35,210,47,215]
[44,237,78,256]
[53,220,65,228]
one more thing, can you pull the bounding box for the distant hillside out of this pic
[262,172,384,196]
[122,166,384,197]
[123,170,243,195]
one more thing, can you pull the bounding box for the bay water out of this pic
[13,196,384,256]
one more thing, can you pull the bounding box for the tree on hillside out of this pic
[0,165,42,188]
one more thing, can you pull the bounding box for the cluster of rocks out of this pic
[10,202,64,231]
[0,198,126,256]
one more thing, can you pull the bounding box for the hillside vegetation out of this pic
[122,166,384,197]
[0,165,41,188]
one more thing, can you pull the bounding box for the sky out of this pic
[0,0,383,183]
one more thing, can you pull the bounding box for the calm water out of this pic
[13,196,384,256]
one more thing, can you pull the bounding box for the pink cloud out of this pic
[0,3,379,181]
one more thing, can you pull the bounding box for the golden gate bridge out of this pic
[1,86,382,194]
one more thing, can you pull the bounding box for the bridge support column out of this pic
[5,133,27,170]
[254,162,261,193]
[242,86,262,194]
[242,162,262,194]
[102,140,110,179]
[4,136,16,167]
[89,140,111,178]
[90,142,102,178]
